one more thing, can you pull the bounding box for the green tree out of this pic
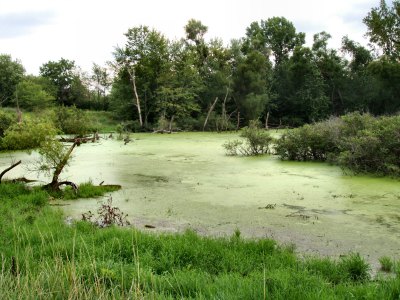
[156,40,202,129]
[39,58,87,106]
[232,48,271,124]
[289,46,329,122]
[363,0,400,60]
[184,19,209,68]
[200,39,233,130]
[90,63,112,110]
[112,26,168,127]
[312,32,346,115]
[261,17,305,65]
[0,54,25,106]
[341,37,378,112]
[14,78,55,111]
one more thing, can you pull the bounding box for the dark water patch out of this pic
[132,173,170,184]
[283,203,306,210]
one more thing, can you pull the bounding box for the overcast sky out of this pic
[1,0,378,75]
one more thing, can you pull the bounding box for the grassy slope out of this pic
[0,183,399,299]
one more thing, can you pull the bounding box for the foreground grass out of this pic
[0,183,399,299]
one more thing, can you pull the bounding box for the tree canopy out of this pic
[2,1,399,130]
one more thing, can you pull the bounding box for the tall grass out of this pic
[0,182,399,299]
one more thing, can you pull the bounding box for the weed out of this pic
[339,253,370,282]
[1,182,400,298]
[379,256,393,272]
[81,197,130,227]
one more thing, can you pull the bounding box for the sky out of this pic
[0,0,378,75]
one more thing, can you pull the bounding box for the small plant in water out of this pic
[222,120,273,156]
[82,196,130,227]
[379,256,393,272]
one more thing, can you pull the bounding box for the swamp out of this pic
[1,132,399,271]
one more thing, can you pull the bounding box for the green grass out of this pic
[59,182,121,200]
[0,182,399,299]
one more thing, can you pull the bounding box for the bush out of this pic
[275,112,400,176]
[275,117,341,161]
[222,139,243,156]
[223,120,273,156]
[1,118,56,150]
[55,105,96,136]
[0,109,16,137]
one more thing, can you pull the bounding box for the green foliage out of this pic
[40,58,86,106]
[276,113,400,176]
[61,182,121,200]
[338,253,370,282]
[0,109,16,137]
[0,183,399,298]
[55,106,95,136]
[305,254,370,284]
[1,118,56,150]
[223,120,273,156]
[363,0,400,61]
[36,139,70,176]
[275,117,341,161]
[222,139,243,156]
[379,256,394,272]
[0,54,25,106]
[14,78,55,111]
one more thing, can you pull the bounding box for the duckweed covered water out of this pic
[1,132,399,267]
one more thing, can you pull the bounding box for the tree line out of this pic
[1,1,399,130]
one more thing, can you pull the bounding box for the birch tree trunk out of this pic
[127,68,143,127]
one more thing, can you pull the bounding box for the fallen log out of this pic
[59,136,95,143]
[12,177,37,183]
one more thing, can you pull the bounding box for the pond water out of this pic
[1,132,399,268]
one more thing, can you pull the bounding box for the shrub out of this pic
[222,139,243,156]
[55,105,95,136]
[0,109,15,137]
[239,120,274,155]
[1,118,56,150]
[275,117,341,161]
[275,112,400,176]
[223,120,273,156]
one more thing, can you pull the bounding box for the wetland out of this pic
[1,132,399,268]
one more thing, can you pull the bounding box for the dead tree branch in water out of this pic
[0,160,21,183]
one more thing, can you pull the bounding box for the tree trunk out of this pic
[203,97,218,131]
[236,111,241,131]
[127,68,143,127]
[0,160,21,183]
[44,141,78,191]
[15,90,22,123]
[221,86,230,131]
[265,111,270,129]
[169,115,175,133]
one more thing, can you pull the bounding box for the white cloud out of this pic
[0,0,378,74]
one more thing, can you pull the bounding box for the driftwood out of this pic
[59,134,99,144]
[152,130,174,134]
[0,160,22,183]
[12,177,37,183]
[99,184,122,189]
